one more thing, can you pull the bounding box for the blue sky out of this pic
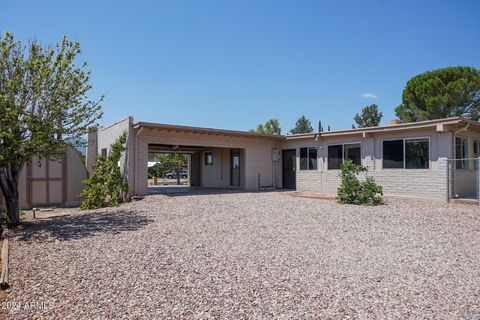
[2,0,479,132]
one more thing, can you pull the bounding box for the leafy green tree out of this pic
[290,115,313,134]
[0,32,102,225]
[150,153,187,185]
[80,133,128,210]
[395,66,480,122]
[250,119,281,135]
[353,104,383,128]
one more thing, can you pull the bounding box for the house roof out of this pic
[286,117,480,140]
[133,122,285,139]
[132,117,480,141]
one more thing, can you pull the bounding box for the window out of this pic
[455,137,469,169]
[383,140,403,168]
[300,147,317,170]
[474,140,479,169]
[383,138,429,169]
[328,143,361,169]
[327,145,342,169]
[344,143,361,165]
[205,152,213,165]
[309,148,317,170]
[405,139,429,169]
[300,148,308,170]
[101,148,107,157]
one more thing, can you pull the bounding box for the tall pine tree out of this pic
[290,115,313,134]
[353,104,383,128]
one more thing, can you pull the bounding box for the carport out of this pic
[126,120,283,196]
[147,143,245,190]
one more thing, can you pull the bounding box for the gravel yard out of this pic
[5,191,480,319]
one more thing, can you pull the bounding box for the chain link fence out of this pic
[446,158,480,204]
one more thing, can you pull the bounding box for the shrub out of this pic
[337,160,383,205]
[80,132,129,209]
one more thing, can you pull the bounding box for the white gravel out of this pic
[5,191,480,319]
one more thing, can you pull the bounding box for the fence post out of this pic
[446,159,450,203]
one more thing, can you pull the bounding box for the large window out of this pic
[300,147,317,170]
[205,152,213,165]
[455,137,469,169]
[328,143,361,169]
[405,139,429,169]
[383,138,429,169]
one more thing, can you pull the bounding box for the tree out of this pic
[150,153,187,185]
[290,115,313,134]
[337,160,383,205]
[80,133,128,210]
[395,66,480,122]
[0,32,102,225]
[353,104,383,128]
[250,119,281,135]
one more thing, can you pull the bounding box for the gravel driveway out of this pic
[5,191,480,319]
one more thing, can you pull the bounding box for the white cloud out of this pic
[361,92,378,99]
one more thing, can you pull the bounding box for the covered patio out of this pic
[132,120,283,196]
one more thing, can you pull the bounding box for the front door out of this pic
[282,149,296,189]
[230,149,241,187]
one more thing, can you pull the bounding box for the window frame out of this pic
[473,139,480,169]
[474,140,479,157]
[326,142,362,170]
[299,147,318,171]
[381,137,431,170]
[204,151,213,166]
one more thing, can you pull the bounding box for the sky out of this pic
[1,0,479,133]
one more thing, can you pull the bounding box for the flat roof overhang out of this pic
[285,117,480,140]
[134,122,285,140]
[132,117,480,142]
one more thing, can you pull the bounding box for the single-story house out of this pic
[88,116,480,201]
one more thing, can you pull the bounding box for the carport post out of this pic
[477,158,480,206]
[445,160,450,203]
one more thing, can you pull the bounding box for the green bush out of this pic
[80,132,129,210]
[337,160,383,205]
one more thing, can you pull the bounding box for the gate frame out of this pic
[445,157,480,205]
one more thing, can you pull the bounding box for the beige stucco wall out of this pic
[134,128,281,195]
[94,116,136,194]
[281,128,457,200]
[199,148,245,188]
[65,146,89,206]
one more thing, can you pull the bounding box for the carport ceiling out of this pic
[148,144,210,153]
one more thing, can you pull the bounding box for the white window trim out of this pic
[326,142,362,170]
[299,147,318,171]
[381,137,431,170]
